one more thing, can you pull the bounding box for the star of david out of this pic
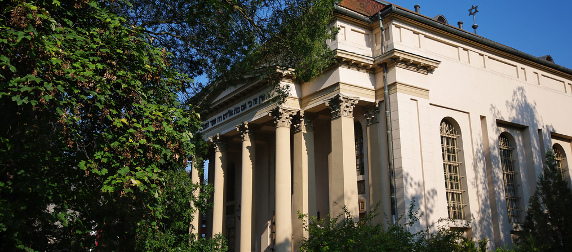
[469,5,479,16]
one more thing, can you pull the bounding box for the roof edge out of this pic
[334,4,572,76]
[334,5,372,23]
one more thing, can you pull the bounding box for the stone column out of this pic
[210,134,227,236]
[325,94,359,222]
[190,159,201,238]
[271,107,296,252]
[365,105,391,226]
[237,122,255,252]
[292,112,316,251]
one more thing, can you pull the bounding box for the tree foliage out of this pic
[300,203,487,252]
[126,0,340,98]
[0,0,214,250]
[517,150,572,252]
[1,0,341,250]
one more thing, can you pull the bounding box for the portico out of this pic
[201,78,391,252]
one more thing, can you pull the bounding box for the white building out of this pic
[196,0,572,251]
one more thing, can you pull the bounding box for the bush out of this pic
[299,201,487,252]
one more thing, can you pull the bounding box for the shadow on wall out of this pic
[471,137,498,247]
[400,170,438,233]
[490,86,555,189]
[484,86,555,247]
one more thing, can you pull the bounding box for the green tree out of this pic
[1,0,339,250]
[126,0,340,99]
[0,0,211,250]
[518,150,572,251]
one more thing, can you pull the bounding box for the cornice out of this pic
[336,49,441,75]
[375,49,440,75]
[381,6,572,79]
[335,50,376,72]
[302,82,375,111]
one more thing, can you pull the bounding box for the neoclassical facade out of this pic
[194,1,572,251]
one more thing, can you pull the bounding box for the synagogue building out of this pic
[194,1,572,251]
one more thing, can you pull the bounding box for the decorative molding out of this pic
[375,49,440,75]
[551,132,572,141]
[376,82,429,100]
[271,107,297,128]
[302,82,375,110]
[293,111,314,133]
[302,83,340,109]
[202,91,269,132]
[236,122,254,142]
[336,50,376,72]
[364,105,380,125]
[209,134,227,152]
[325,94,358,119]
[201,99,275,139]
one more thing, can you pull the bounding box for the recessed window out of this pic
[440,120,465,220]
[499,134,520,224]
[355,122,365,176]
[553,144,567,175]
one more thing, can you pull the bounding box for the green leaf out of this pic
[118,167,130,176]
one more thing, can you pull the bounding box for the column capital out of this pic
[271,107,297,128]
[293,111,314,133]
[209,134,227,152]
[325,94,358,119]
[236,121,255,141]
[364,105,380,126]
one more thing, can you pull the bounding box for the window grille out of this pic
[355,122,365,176]
[499,135,520,224]
[357,180,366,195]
[440,121,465,220]
[359,198,366,213]
[554,147,566,176]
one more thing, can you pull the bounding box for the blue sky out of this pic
[393,0,572,70]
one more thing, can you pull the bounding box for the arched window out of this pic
[355,122,365,176]
[499,134,520,223]
[553,144,567,177]
[440,120,465,219]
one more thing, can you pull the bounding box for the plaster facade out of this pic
[195,1,572,251]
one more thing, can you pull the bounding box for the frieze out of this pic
[202,94,266,131]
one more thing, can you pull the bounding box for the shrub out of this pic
[299,201,487,252]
